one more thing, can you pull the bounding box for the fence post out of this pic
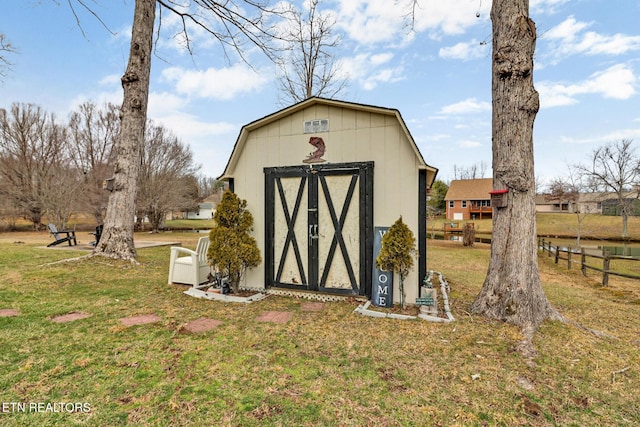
[555,246,560,264]
[547,241,552,257]
[567,246,572,270]
[603,251,610,287]
[581,248,586,276]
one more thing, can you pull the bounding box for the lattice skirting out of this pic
[265,288,367,303]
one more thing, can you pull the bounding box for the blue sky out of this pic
[1,0,639,185]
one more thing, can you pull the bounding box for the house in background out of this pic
[535,195,573,213]
[184,202,214,220]
[217,97,438,305]
[444,178,493,220]
[183,193,223,220]
[534,192,634,216]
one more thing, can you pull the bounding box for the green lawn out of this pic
[0,233,638,426]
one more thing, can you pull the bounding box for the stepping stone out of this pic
[255,311,293,324]
[181,317,222,334]
[0,308,20,317]
[51,311,91,323]
[119,314,162,327]
[301,302,325,312]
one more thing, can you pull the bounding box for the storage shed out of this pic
[218,97,438,304]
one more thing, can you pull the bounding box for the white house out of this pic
[184,202,214,220]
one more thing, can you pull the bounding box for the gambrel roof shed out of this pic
[220,97,436,181]
[218,97,438,304]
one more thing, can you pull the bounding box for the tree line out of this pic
[0,101,217,232]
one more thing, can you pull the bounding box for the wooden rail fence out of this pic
[538,238,640,286]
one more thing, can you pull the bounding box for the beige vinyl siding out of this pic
[226,102,431,302]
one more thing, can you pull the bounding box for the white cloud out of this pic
[439,39,488,61]
[411,1,489,37]
[538,64,637,108]
[530,0,570,14]
[370,53,394,66]
[426,133,451,141]
[69,91,122,110]
[544,16,640,59]
[148,91,190,116]
[458,139,482,148]
[338,53,404,90]
[440,98,491,115]
[161,64,270,100]
[147,91,236,143]
[151,110,236,141]
[334,0,488,46]
[559,127,640,145]
[334,0,406,45]
[98,74,122,86]
[544,16,589,42]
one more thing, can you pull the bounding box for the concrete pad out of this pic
[51,311,91,323]
[255,311,293,324]
[119,314,162,327]
[182,317,222,333]
[301,302,325,312]
[43,241,180,251]
[0,308,20,317]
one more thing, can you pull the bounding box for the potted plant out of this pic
[208,190,261,293]
[375,216,416,310]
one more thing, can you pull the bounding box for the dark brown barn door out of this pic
[264,162,373,296]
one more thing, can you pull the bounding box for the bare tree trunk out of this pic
[470,0,561,344]
[621,206,629,240]
[94,0,155,260]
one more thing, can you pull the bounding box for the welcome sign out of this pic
[372,226,393,307]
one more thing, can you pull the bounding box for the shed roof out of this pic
[218,97,437,181]
[445,178,493,201]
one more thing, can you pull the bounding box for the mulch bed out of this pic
[50,311,91,323]
[119,314,162,327]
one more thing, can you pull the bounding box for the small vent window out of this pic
[304,119,329,134]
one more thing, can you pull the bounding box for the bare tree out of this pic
[0,103,68,229]
[39,156,85,230]
[92,0,154,258]
[68,102,119,225]
[469,0,561,355]
[577,139,640,240]
[197,175,226,199]
[0,33,17,81]
[75,0,285,260]
[452,161,489,180]
[136,122,199,232]
[545,165,595,246]
[276,0,347,104]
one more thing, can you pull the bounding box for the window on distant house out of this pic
[462,200,467,208]
[449,200,454,208]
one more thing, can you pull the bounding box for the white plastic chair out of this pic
[167,236,211,286]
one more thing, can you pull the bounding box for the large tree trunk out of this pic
[94,0,155,260]
[470,0,561,340]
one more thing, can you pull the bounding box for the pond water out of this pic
[538,237,640,257]
[430,233,640,258]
